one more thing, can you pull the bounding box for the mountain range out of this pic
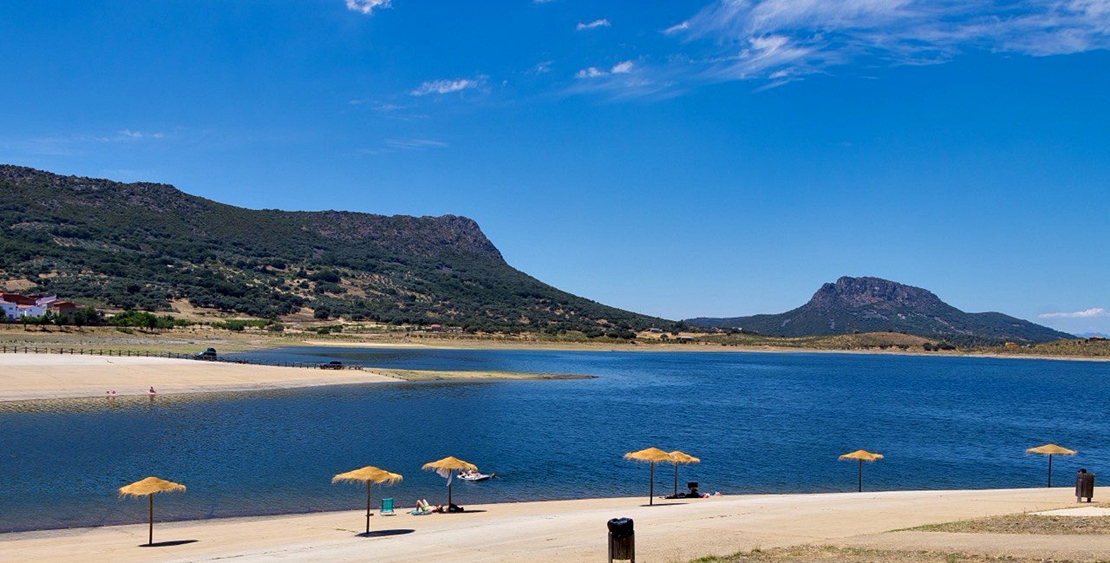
[2,166,1075,345]
[687,276,1073,345]
[0,165,673,334]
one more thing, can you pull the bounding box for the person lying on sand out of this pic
[429,503,465,513]
[411,499,433,515]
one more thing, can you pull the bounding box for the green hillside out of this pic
[0,165,675,334]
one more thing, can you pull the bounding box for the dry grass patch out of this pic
[912,514,1110,535]
[689,544,1093,562]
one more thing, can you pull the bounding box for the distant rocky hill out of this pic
[0,165,673,333]
[687,276,1073,345]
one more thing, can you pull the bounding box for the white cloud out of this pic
[410,78,482,96]
[664,21,690,35]
[577,19,611,31]
[671,0,1110,85]
[575,67,607,79]
[566,59,679,100]
[345,0,391,15]
[1040,308,1108,319]
[385,138,448,150]
[533,60,554,74]
[117,129,164,140]
[575,61,634,78]
[610,60,634,74]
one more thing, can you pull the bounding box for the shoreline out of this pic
[300,337,1110,363]
[0,354,584,404]
[2,324,1107,362]
[0,488,1091,563]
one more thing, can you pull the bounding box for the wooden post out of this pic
[370,481,379,535]
[1048,454,1054,487]
[148,495,154,546]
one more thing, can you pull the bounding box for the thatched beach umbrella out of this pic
[667,450,701,497]
[422,456,477,507]
[838,449,883,492]
[624,447,674,505]
[332,465,403,534]
[1026,443,1076,487]
[118,476,185,546]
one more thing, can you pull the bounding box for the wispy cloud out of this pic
[575,60,634,79]
[1040,308,1108,319]
[577,19,611,31]
[610,60,634,74]
[116,129,164,140]
[662,0,1110,86]
[410,77,484,96]
[359,138,447,155]
[664,21,689,35]
[532,60,554,74]
[568,59,679,100]
[2,129,168,157]
[385,138,447,150]
[345,0,391,15]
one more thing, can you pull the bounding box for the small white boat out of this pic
[458,472,492,482]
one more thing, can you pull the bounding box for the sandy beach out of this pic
[0,354,397,402]
[2,488,1105,563]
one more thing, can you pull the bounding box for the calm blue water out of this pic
[1,348,1108,533]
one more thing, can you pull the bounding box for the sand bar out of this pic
[0,354,397,402]
[1,488,1101,563]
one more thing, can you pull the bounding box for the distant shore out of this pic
[0,488,1089,563]
[0,325,1106,367]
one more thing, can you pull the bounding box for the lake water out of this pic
[2,348,1108,533]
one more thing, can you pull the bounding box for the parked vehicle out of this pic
[195,348,217,360]
[319,361,344,370]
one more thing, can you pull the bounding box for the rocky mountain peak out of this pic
[808,276,943,311]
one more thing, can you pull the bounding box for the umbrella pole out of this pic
[1048,454,1053,487]
[857,459,863,492]
[673,463,679,497]
[365,481,372,534]
[649,462,655,506]
[448,475,453,507]
[148,495,154,546]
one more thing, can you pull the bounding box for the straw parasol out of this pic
[838,449,883,492]
[624,447,674,505]
[1026,443,1076,487]
[422,456,477,507]
[118,476,186,546]
[332,465,403,534]
[668,450,701,497]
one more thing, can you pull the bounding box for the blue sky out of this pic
[1,0,1108,335]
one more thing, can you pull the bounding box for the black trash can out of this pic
[1076,470,1095,502]
[607,517,634,562]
